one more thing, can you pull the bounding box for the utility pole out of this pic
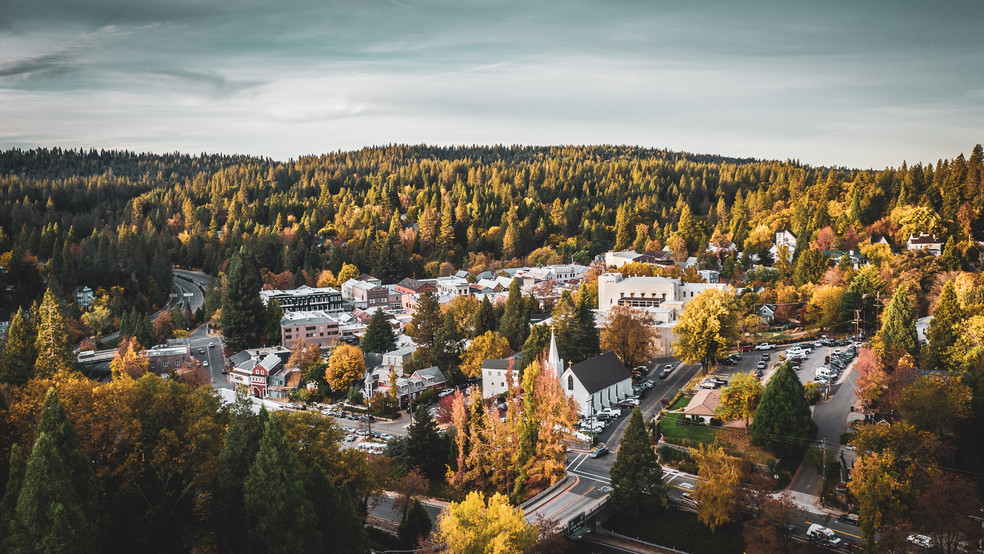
[854,309,861,345]
[821,438,827,493]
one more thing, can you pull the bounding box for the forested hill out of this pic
[0,144,981,311]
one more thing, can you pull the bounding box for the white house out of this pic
[73,286,95,309]
[775,229,797,250]
[683,389,721,424]
[381,346,416,377]
[561,352,634,417]
[906,234,943,256]
[481,353,522,398]
[597,273,727,311]
[435,276,471,298]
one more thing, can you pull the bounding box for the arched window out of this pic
[567,375,574,390]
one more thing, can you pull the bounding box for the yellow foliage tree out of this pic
[315,270,337,288]
[848,452,912,553]
[600,305,660,371]
[436,491,537,554]
[110,337,150,380]
[325,344,365,391]
[715,371,763,430]
[287,338,323,372]
[689,444,742,532]
[460,331,511,378]
[336,263,360,285]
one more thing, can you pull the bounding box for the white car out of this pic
[907,534,933,549]
[202,361,209,367]
[807,524,842,546]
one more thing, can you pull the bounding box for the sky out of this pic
[0,0,982,168]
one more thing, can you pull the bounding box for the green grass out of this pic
[668,395,690,410]
[659,413,716,444]
[606,508,745,554]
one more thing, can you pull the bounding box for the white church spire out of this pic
[548,329,564,380]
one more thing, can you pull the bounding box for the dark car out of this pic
[838,513,860,526]
[590,446,609,458]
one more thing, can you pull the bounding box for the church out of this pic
[544,331,634,417]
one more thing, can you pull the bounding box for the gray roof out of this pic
[482,353,521,371]
[569,352,632,394]
[411,366,446,383]
[229,351,252,366]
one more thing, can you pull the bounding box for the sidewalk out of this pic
[781,490,838,516]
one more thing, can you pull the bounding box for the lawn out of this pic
[606,508,745,554]
[659,414,776,466]
[659,412,716,444]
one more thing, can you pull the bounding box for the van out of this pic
[815,367,832,379]
[807,524,841,546]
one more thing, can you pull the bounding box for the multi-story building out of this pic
[280,310,339,349]
[229,353,283,398]
[73,286,95,309]
[259,285,342,313]
[341,279,390,309]
[147,342,193,374]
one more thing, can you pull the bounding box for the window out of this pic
[163,361,169,368]
[567,376,574,390]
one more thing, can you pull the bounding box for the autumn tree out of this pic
[804,284,844,330]
[690,443,742,532]
[80,305,112,337]
[848,452,911,554]
[0,307,37,384]
[287,338,323,372]
[460,331,511,379]
[715,371,763,431]
[361,308,396,354]
[326,344,366,391]
[609,407,667,516]
[672,287,741,370]
[854,346,888,409]
[109,337,149,380]
[336,263,360,285]
[907,471,980,554]
[34,289,75,378]
[600,306,660,371]
[751,362,816,458]
[244,416,318,552]
[435,491,537,554]
[898,373,971,441]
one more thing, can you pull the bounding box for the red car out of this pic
[737,345,754,353]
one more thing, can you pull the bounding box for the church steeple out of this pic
[548,329,564,380]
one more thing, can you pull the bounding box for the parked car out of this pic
[681,492,698,505]
[807,524,842,547]
[660,368,672,378]
[720,357,736,366]
[208,342,215,347]
[761,352,771,360]
[699,380,717,389]
[907,534,933,549]
[755,343,776,350]
[590,446,609,458]
[838,513,860,526]
[757,361,767,369]
[737,345,754,352]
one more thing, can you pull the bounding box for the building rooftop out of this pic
[280,310,338,326]
[568,352,632,394]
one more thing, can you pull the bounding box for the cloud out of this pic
[0,46,87,79]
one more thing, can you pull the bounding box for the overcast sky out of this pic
[1,0,981,168]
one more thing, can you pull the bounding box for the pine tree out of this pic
[0,307,37,384]
[609,407,667,515]
[499,279,529,350]
[34,289,74,378]
[519,324,551,371]
[575,292,600,361]
[221,248,265,351]
[244,416,317,553]
[398,499,432,548]
[750,363,816,458]
[0,444,26,549]
[432,313,463,377]
[472,296,497,337]
[305,467,367,554]
[362,308,396,354]
[12,389,95,553]
[925,281,964,371]
[408,290,442,361]
[880,286,918,356]
[405,406,446,480]
[215,393,265,552]
[940,236,961,271]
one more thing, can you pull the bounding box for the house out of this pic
[266,367,302,399]
[697,269,720,284]
[775,230,797,250]
[683,389,721,424]
[280,310,339,349]
[906,234,943,256]
[758,303,777,323]
[341,279,390,308]
[73,286,95,309]
[363,365,447,408]
[604,250,674,269]
[481,353,522,398]
[394,278,437,297]
[820,249,869,269]
[561,352,634,417]
[229,354,283,398]
[259,286,343,313]
[380,346,416,376]
[515,264,589,287]
[435,276,471,298]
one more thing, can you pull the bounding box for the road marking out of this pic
[570,469,611,483]
[566,454,585,471]
[569,472,612,485]
[805,520,862,540]
[544,486,595,521]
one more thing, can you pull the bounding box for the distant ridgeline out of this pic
[0,144,981,309]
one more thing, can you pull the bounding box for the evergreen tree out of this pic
[361,308,396,354]
[136,312,154,348]
[0,444,26,549]
[12,389,95,553]
[305,468,367,554]
[472,296,497,337]
[793,248,831,286]
[575,292,600,361]
[880,286,918,356]
[750,363,816,458]
[498,279,529,350]
[398,499,432,548]
[551,291,582,363]
[520,324,552,371]
[405,406,446,480]
[215,393,265,552]
[432,314,463,377]
[926,281,963,371]
[609,407,667,515]
[221,248,265,351]
[262,300,284,346]
[0,307,37,384]
[244,416,318,553]
[940,236,961,271]
[34,289,74,378]
[408,290,442,360]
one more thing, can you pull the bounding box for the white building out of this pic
[73,286,95,309]
[907,234,943,256]
[381,346,416,377]
[481,353,522,398]
[435,276,471,298]
[597,273,727,311]
[515,264,589,286]
[561,352,633,417]
[260,285,342,313]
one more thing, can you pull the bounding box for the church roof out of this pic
[568,352,632,394]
